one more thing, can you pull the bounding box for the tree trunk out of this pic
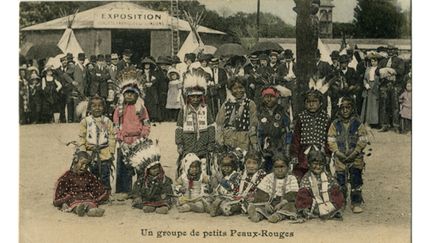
[293,0,319,115]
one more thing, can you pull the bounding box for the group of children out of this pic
[53,67,370,223]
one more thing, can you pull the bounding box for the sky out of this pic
[198,0,411,25]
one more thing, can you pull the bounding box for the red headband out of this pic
[261,87,279,97]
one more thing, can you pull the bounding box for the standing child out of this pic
[129,140,174,214]
[208,150,241,217]
[53,151,108,217]
[257,86,292,172]
[327,96,369,213]
[113,69,151,194]
[78,95,116,193]
[175,153,211,213]
[175,73,216,177]
[216,76,258,151]
[399,81,412,134]
[166,68,183,121]
[247,153,299,223]
[290,83,330,180]
[296,149,345,219]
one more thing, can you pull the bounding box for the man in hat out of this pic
[329,50,340,73]
[140,56,159,123]
[56,55,75,123]
[88,54,110,101]
[105,54,112,66]
[377,45,406,132]
[209,57,228,114]
[90,55,97,65]
[249,55,259,68]
[155,56,172,121]
[73,53,87,98]
[117,49,133,72]
[277,49,297,90]
[269,51,280,76]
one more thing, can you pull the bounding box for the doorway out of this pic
[111,29,151,66]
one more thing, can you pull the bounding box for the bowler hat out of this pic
[78,53,86,61]
[97,54,105,61]
[105,54,111,62]
[258,53,268,60]
[338,54,350,63]
[284,49,294,58]
[122,49,132,56]
[90,55,97,63]
[330,50,340,59]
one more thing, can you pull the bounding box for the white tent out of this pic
[57,28,84,59]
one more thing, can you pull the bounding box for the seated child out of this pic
[78,95,116,192]
[216,152,267,216]
[53,151,108,217]
[247,153,299,223]
[129,140,174,214]
[296,149,345,219]
[175,153,211,213]
[327,96,368,213]
[208,150,241,217]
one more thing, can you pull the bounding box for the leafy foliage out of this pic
[353,0,407,38]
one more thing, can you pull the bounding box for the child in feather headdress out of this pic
[113,68,151,194]
[175,153,211,213]
[295,149,345,219]
[290,78,331,180]
[129,140,174,214]
[175,73,216,178]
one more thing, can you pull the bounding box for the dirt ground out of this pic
[19,122,411,243]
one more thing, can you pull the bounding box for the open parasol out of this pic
[25,44,63,60]
[250,41,283,55]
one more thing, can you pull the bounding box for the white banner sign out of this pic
[94,9,169,29]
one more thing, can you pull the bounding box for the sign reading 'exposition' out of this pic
[94,9,170,29]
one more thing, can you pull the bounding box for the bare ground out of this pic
[19,123,411,243]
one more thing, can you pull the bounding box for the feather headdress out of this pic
[183,72,207,96]
[308,77,329,94]
[123,138,161,171]
[117,67,143,94]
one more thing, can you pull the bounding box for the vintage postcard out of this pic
[18,0,411,242]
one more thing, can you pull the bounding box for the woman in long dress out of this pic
[361,53,380,126]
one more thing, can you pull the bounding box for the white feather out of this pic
[75,100,88,120]
[309,78,316,90]
[274,85,292,97]
[183,73,207,92]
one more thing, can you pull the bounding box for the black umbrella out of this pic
[25,44,63,60]
[250,41,283,55]
[214,43,247,58]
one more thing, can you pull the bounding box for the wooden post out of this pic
[256,0,260,42]
[293,0,320,115]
